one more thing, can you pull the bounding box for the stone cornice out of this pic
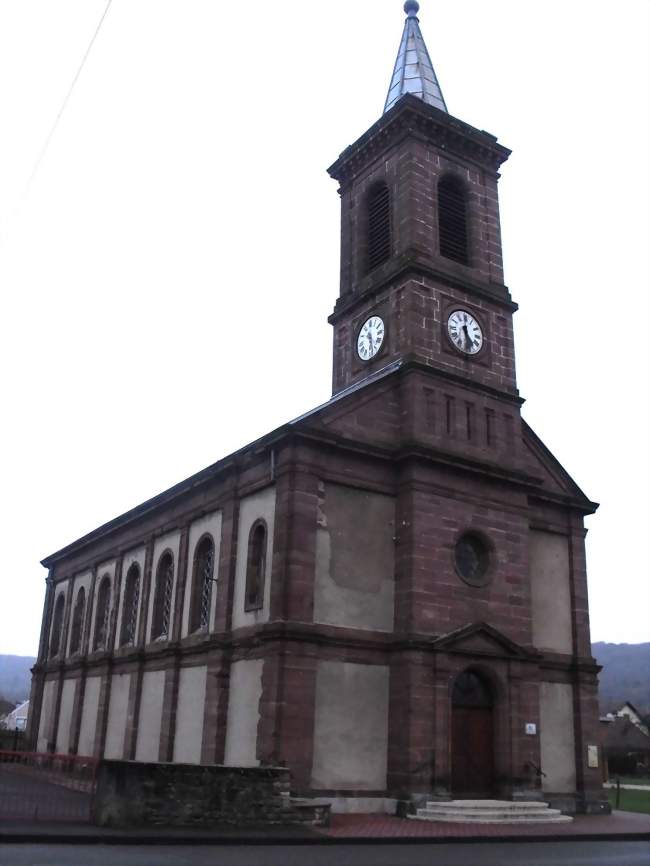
[328,95,511,189]
[37,621,600,675]
[328,254,517,323]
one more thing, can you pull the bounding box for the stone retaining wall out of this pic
[94,760,328,827]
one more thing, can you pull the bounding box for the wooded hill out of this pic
[0,655,35,704]
[593,642,650,715]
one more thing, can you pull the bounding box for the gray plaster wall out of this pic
[314,483,395,632]
[311,660,389,790]
[55,678,76,754]
[77,675,101,756]
[539,681,576,793]
[104,672,131,759]
[224,659,263,766]
[36,679,56,752]
[135,670,165,762]
[529,530,572,654]
[173,665,207,764]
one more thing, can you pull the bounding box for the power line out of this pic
[1,0,114,247]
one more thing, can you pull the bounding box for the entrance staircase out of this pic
[410,800,573,824]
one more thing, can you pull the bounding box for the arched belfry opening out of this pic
[451,669,495,797]
[438,174,469,265]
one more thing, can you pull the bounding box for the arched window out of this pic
[69,587,86,655]
[366,182,391,272]
[151,552,174,641]
[245,520,267,611]
[189,536,215,633]
[50,593,65,658]
[438,174,469,265]
[93,575,111,651]
[119,564,141,647]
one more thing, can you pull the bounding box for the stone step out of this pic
[426,800,549,814]
[411,799,573,824]
[423,805,553,815]
[410,812,573,824]
[425,799,551,811]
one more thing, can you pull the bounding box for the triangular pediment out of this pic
[433,622,539,660]
[292,363,402,449]
[522,421,597,511]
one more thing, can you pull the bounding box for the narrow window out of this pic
[50,593,65,658]
[69,587,86,655]
[93,576,111,651]
[189,536,215,633]
[438,174,468,265]
[366,182,391,272]
[119,564,140,647]
[151,553,174,641]
[245,520,267,611]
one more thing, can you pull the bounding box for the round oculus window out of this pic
[454,533,490,586]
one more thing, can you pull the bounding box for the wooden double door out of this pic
[451,671,495,797]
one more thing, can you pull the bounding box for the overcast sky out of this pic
[0,0,648,657]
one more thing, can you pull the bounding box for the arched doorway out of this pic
[451,670,495,797]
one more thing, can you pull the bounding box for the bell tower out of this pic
[328,1,516,409]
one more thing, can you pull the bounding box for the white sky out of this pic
[0,0,648,657]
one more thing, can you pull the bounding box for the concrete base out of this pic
[314,797,398,814]
[544,792,612,816]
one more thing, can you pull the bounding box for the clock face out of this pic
[447,309,483,355]
[357,315,385,361]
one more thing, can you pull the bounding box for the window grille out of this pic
[50,593,65,658]
[190,537,215,633]
[93,576,111,651]
[438,174,469,265]
[69,587,86,655]
[245,521,267,611]
[366,183,391,272]
[120,564,140,647]
[199,542,214,630]
[152,553,174,641]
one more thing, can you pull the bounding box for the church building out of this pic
[28,2,607,815]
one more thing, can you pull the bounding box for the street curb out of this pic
[1,830,649,846]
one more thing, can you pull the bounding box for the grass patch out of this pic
[612,775,650,786]
[608,787,650,814]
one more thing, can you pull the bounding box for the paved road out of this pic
[0,842,648,866]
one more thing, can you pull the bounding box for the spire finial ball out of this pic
[404,0,419,17]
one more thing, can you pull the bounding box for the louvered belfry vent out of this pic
[366,183,391,272]
[438,175,469,265]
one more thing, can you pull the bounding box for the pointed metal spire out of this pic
[384,1,447,114]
